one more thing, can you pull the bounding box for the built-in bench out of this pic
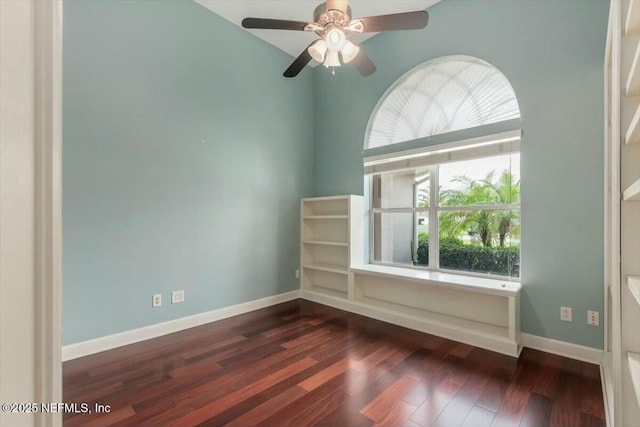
[301,263,522,357]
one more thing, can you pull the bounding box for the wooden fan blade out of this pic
[242,18,309,31]
[352,50,376,77]
[327,0,349,13]
[356,11,428,33]
[283,43,315,78]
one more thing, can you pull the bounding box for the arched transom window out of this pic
[366,56,521,149]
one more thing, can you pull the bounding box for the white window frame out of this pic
[366,132,521,281]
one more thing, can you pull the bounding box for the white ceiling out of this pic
[194,0,439,62]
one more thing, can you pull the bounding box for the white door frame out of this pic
[34,1,63,426]
[0,0,63,426]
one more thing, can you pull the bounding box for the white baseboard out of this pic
[521,333,603,365]
[62,290,301,361]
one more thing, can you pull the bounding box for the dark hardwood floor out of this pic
[63,300,605,427]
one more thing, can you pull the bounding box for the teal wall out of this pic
[313,0,608,348]
[64,0,609,349]
[63,0,314,344]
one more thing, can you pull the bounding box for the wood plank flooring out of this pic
[63,299,605,427]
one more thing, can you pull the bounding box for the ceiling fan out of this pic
[242,0,429,78]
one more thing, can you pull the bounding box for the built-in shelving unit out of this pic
[350,264,521,356]
[300,195,363,299]
[299,195,521,357]
[623,179,640,201]
[605,1,640,425]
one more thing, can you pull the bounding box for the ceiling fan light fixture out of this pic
[242,1,430,78]
[325,28,346,52]
[308,39,328,63]
[324,50,341,67]
[340,40,359,63]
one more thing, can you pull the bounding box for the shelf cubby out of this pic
[302,268,348,298]
[303,263,348,275]
[302,219,348,245]
[623,179,640,201]
[626,103,640,145]
[627,41,640,97]
[302,197,348,217]
[629,276,640,307]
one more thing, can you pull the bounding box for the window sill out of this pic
[350,264,521,297]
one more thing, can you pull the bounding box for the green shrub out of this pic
[416,238,519,277]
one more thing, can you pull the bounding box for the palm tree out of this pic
[479,170,520,246]
[438,170,520,247]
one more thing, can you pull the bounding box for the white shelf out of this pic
[623,179,640,201]
[629,276,640,306]
[625,0,639,36]
[627,41,640,97]
[628,352,640,407]
[626,103,640,145]
[303,263,348,275]
[351,264,521,297]
[303,215,348,220]
[305,286,347,300]
[302,240,349,247]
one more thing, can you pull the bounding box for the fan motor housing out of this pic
[313,3,352,31]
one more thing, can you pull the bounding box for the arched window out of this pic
[365,56,521,279]
[365,56,521,149]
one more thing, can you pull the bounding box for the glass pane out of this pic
[439,154,520,207]
[438,210,520,277]
[373,212,429,267]
[415,212,429,267]
[373,168,430,209]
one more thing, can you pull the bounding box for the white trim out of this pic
[62,291,301,361]
[363,137,520,175]
[521,333,603,365]
[372,203,520,214]
[34,1,62,426]
[604,1,623,425]
[363,130,521,164]
[601,354,614,427]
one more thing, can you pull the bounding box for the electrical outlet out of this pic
[587,310,599,326]
[152,294,162,307]
[172,290,184,304]
[560,306,572,322]
[295,269,300,279]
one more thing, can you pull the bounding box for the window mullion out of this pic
[428,165,439,270]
